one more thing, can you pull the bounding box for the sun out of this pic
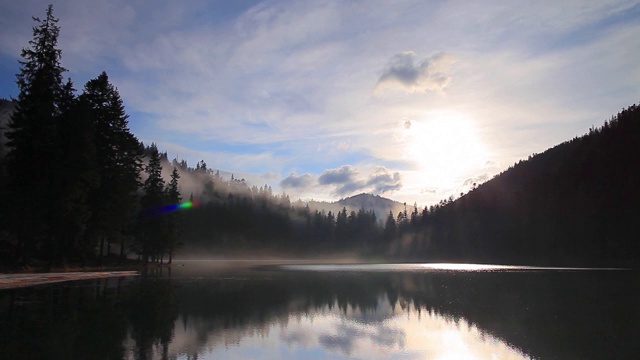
[403,110,488,187]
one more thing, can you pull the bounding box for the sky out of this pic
[1,0,639,206]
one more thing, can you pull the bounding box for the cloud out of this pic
[318,165,359,185]
[374,51,455,94]
[463,174,489,187]
[319,334,355,355]
[318,322,406,356]
[366,167,402,193]
[318,165,365,197]
[280,173,315,188]
[315,165,403,197]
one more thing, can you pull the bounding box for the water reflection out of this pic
[1,263,639,359]
[174,296,528,360]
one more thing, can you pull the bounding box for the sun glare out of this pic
[403,110,488,187]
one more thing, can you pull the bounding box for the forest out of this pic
[1,6,639,268]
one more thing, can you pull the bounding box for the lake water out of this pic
[1,261,639,359]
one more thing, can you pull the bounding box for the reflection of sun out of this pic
[403,110,488,187]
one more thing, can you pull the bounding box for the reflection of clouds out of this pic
[280,325,316,348]
[279,299,407,357]
[319,334,355,355]
[161,293,528,360]
[371,324,406,348]
[290,301,526,360]
[317,321,407,357]
[317,314,407,357]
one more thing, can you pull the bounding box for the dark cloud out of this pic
[366,167,402,193]
[317,165,402,197]
[319,323,405,356]
[333,181,366,197]
[318,165,358,185]
[370,325,406,348]
[281,330,314,347]
[280,173,315,188]
[319,334,355,355]
[375,51,455,94]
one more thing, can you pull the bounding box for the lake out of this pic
[1,261,639,359]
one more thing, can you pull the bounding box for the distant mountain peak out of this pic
[298,193,405,221]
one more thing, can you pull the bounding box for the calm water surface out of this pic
[1,261,638,359]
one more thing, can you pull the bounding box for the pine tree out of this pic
[165,167,182,264]
[384,211,397,241]
[138,145,166,262]
[81,71,142,259]
[5,5,67,263]
[52,79,99,262]
[335,207,348,242]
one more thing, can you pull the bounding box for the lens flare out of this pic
[157,200,198,214]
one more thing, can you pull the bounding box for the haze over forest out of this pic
[1,4,640,268]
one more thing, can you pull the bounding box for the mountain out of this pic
[405,103,640,267]
[296,193,406,222]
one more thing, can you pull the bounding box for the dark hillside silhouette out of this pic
[399,104,640,267]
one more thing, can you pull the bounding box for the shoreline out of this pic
[0,270,140,290]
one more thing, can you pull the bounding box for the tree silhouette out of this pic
[5,5,67,264]
[81,71,142,262]
[164,167,182,264]
[138,144,166,263]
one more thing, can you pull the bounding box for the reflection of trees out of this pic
[125,273,179,360]
[174,270,640,360]
[0,275,179,360]
[2,270,638,359]
[0,278,128,360]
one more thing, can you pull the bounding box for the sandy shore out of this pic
[0,271,139,290]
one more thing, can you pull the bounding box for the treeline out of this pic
[164,158,385,254]
[0,6,396,265]
[0,6,182,266]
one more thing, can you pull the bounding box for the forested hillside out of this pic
[299,193,405,225]
[392,104,640,267]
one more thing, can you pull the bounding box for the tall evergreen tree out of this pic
[80,71,142,259]
[384,211,397,241]
[5,5,66,263]
[52,79,99,262]
[138,145,166,262]
[165,167,182,263]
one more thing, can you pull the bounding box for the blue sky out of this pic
[1,0,639,205]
